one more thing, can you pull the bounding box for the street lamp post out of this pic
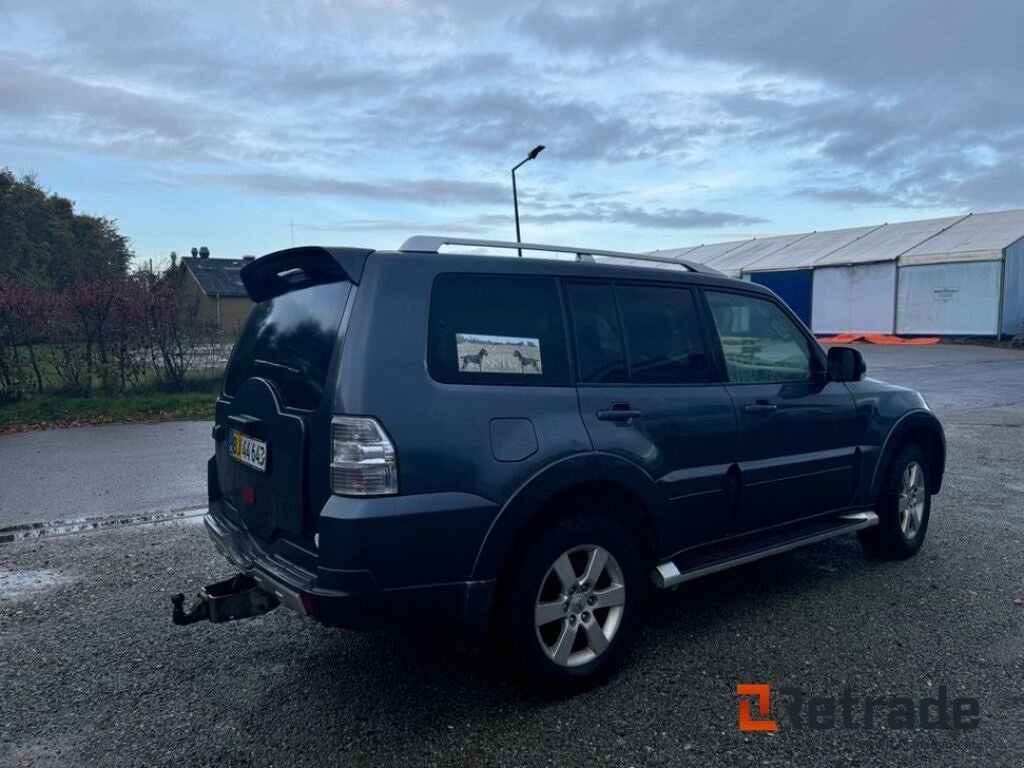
[511,145,545,257]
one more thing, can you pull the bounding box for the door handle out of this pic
[228,413,263,437]
[597,404,642,424]
[744,400,778,415]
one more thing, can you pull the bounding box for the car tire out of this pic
[858,443,932,560]
[500,516,646,695]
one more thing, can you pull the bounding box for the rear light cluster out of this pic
[331,416,398,496]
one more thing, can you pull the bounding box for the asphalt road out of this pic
[1,344,1023,767]
[0,420,211,528]
[843,342,1024,412]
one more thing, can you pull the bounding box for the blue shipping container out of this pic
[747,269,814,327]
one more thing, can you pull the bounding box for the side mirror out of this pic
[827,346,866,382]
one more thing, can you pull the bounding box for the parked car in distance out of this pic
[172,235,945,692]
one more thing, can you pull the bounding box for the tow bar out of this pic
[171,573,279,625]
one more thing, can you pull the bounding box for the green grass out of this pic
[10,343,226,391]
[0,379,221,432]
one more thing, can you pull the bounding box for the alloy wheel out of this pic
[898,461,926,539]
[534,544,626,668]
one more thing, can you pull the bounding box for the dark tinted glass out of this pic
[567,283,628,383]
[705,290,813,383]
[428,274,569,385]
[617,285,712,384]
[224,280,350,409]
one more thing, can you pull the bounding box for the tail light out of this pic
[331,416,398,496]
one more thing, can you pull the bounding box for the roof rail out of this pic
[398,235,720,274]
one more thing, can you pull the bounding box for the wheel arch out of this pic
[470,453,663,583]
[870,410,946,499]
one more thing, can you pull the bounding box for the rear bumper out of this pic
[204,512,311,614]
[204,510,496,635]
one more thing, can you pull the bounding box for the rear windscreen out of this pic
[224,281,351,409]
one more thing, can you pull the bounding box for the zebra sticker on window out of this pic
[456,333,543,374]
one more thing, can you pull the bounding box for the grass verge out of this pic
[0,381,220,433]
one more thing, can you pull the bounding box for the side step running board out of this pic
[652,512,879,589]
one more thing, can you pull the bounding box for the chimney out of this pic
[199,246,210,259]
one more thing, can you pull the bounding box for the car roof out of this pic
[369,248,773,294]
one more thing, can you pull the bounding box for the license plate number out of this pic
[229,430,267,472]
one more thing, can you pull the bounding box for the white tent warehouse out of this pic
[738,225,884,329]
[653,209,1024,337]
[897,210,1024,336]
[807,215,967,335]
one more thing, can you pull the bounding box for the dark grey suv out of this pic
[172,236,945,690]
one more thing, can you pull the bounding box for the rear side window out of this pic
[566,283,627,383]
[225,281,351,409]
[616,285,712,384]
[705,290,814,383]
[568,282,712,385]
[428,274,569,385]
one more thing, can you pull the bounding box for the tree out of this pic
[0,168,133,289]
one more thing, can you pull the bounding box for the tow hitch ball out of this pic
[171,592,208,625]
[171,573,279,625]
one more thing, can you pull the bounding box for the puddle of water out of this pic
[0,568,67,602]
[0,507,206,544]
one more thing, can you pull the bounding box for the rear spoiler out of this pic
[240,246,375,302]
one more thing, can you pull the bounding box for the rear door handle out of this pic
[744,401,778,415]
[597,404,642,424]
[228,413,263,437]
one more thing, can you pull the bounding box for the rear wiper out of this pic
[253,359,302,375]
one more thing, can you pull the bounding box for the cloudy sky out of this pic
[2,0,1022,262]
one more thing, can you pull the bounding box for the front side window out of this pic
[428,274,569,385]
[705,291,814,383]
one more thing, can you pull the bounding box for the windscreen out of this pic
[224,280,351,410]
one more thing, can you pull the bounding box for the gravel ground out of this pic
[1,350,1023,767]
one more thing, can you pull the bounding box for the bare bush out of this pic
[109,279,149,390]
[47,290,90,393]
[139,277,219,391]
[0,269,221,398]
[0,278,50,398]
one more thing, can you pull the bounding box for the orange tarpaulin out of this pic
[862,334,941,345]
[817,333,941,345]
[816,333,862,344]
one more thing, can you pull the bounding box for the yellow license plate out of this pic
[229,430,267,472]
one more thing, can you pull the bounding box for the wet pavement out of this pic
[839,342,1024,412]
[0,420,210,528]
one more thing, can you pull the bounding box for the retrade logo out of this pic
[736,684,980,731]
[736,684,778,731]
